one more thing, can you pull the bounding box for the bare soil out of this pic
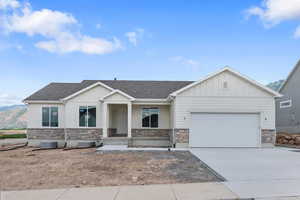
[0,148,221,191]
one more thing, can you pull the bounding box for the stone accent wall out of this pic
[108,128,117,137]
[131,129,172,137]
[276,133,300,145]
[174,129,189,143]
[66,128,102,140]
[261,129,276,145]
[27,128,65,140]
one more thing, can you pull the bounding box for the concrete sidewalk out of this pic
[0,182,238,200]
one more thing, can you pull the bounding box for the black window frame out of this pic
[142,107,159,128]
[42,106,59,127]
[79,106,97,127]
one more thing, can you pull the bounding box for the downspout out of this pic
[62,100,67,148]
[168,95,176,148]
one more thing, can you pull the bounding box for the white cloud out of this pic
[125,28,144,46]
[0,93,22,106]
[0,0,20,10]
[169,56,200,70]
[35,35,121,54]
[246,0,300,27]
[0,1,121,54]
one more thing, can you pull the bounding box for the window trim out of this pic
[42,106,59,128]
[280,99,292,108]
[141,107,160,128]
[79,105,97,128]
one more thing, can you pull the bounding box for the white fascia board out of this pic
[170,67,282,97]
[23,100,63,104]
[133,98,170,105]
[100,89,135,101]
[61,81,114,101]
[134,98,168,102]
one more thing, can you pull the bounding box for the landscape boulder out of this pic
[276,133,300,146]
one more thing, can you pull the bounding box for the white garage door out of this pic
[190,113,260,147]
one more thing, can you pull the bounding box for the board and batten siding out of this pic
[174,71,276,129]
[27,103,65,128]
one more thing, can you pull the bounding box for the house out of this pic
[276,60,300,134]
[23,67,281,148]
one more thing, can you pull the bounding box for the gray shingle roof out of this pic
[24,80,194,101]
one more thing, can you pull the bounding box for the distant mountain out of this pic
[266,80,285,91]
[0,104,27,129]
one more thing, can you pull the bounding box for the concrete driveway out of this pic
[191,148,300,198]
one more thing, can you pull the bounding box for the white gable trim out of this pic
[23,100,63,104]
[61,81,114,101]
[170,67,282,97]
[279,60,300,92]
[100,89,135,101]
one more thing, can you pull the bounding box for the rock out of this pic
[295,137,300,145]
[284,135,292,140]
[132,176,138,182]
[289,140,295,145]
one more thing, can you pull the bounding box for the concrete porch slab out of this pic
[96,145,188,151]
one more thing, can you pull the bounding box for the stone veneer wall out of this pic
[108,128,117,137]
[131,129,172,137]
[65,128,102,140]
[261,129,276,145]
[174,129,189,144]
[27,128,65,140]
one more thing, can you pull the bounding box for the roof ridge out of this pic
[82,80,194,82]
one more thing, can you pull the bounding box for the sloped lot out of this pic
[191,148,300,198]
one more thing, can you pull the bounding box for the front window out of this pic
[142,108,159,128]
[79,106,96,127]
[42,107,58,127]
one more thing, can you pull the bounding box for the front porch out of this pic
[101,98,172,147]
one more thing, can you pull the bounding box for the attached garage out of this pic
[190,113,260,147]
[171,67,282,148]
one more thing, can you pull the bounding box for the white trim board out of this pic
[100,89,135,101]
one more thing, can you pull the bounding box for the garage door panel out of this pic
[190,113,260,147]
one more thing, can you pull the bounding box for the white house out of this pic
[24,67,281,148]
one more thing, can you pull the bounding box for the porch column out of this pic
[102,102,108,138]
[127,102,132,138]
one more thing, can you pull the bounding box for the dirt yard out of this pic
[0,148,222,191]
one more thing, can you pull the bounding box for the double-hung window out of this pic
[42,107,58,127]
[79,106,96,127]
[142,108,159,128]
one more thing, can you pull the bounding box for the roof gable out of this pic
[171,67,282,97]
[101,90,135,101]
[62,82,114,101]
[279,60,300,92]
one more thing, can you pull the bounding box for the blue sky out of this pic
[0,0,300,105]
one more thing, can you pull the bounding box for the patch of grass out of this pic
[0,134,26,139]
